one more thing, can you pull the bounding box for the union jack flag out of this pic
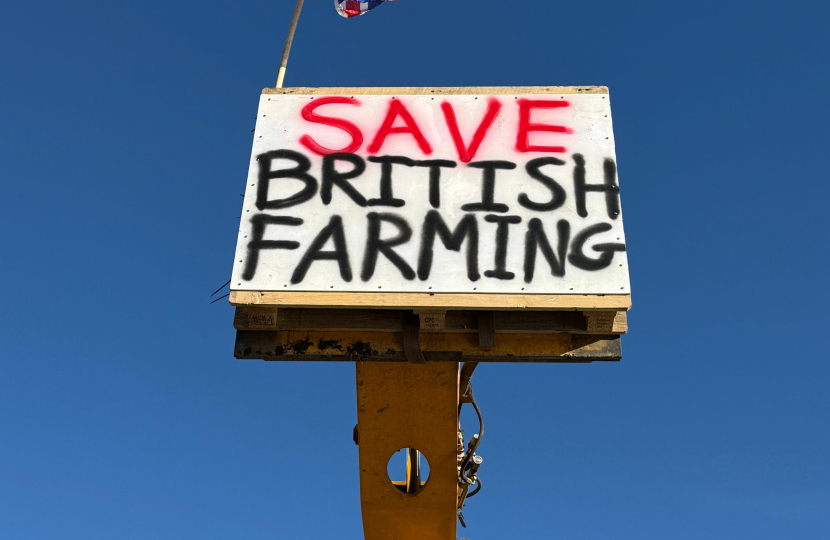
[335,0,395,18]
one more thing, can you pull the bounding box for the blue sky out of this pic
[1,0,828,538]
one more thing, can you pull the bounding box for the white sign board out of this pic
[231,88,630,296]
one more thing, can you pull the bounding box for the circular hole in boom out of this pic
[387,448,430,494]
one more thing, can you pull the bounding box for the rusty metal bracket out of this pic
[403,314,428,364]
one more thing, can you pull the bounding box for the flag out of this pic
[335,0,395,18]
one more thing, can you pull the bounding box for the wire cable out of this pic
[459,391,484,485]
[467,477,482,498]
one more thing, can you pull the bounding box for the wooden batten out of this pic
[263,86,608,96]
[229,291,631,311]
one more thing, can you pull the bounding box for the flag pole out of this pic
[276,0,305,88]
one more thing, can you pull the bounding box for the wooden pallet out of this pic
[232,303,628,363]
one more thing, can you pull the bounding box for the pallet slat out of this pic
[233,307,627,335]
